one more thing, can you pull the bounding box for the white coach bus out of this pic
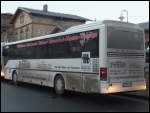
[2,20,146,95]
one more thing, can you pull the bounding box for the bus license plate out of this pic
[122,81,132,87]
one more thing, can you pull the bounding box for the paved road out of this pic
[1,81,149,112]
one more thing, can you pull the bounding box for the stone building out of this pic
[1,13,14,42]
[10,5,90,41]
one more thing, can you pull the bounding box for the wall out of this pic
[12,10,86,41]
[14,11,32,29]
[32,23,54,37]
[1,14,13,42]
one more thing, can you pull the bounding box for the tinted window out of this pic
[82,36,99,57]
[6,29,99,59]
[49,41,70,58]
[107,27,144,50]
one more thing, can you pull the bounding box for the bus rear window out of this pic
[107,27,144,50]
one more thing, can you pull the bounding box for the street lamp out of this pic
[119,10,128,23]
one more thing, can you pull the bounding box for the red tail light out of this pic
[100,68,107,81]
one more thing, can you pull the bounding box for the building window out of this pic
[17,30,20,41]
[25,27,29,39]
[15,31,18,41]
[38,29,41,34]
[20,14,24,24]
[20,29,23,40]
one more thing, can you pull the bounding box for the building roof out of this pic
[138,22,149,30]
[11,7,91,23]
[1,13,13,16]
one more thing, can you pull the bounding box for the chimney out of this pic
[43,4,48,12]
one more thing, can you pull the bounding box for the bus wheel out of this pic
[12,72,18,85]
[54,75,65,95]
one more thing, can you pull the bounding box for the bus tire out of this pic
[12,71,18,85]
[54,75,65,95]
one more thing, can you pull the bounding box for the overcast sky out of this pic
[1,1,149,24]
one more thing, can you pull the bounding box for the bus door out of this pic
[80,29,99,73]
[18,59,30,80]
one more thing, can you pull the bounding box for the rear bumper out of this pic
[100,81,146,94]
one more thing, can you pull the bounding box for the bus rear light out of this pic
[100,68,107,81]
[1,71,5,77]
